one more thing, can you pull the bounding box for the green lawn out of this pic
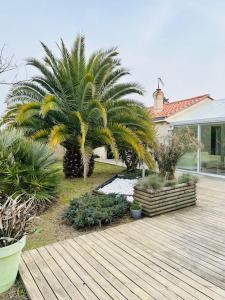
[26,162,125,250]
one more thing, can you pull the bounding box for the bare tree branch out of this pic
[0,44,18,85]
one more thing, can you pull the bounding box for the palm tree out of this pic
[3,35,155,178]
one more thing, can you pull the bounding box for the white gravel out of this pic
[98,178,137,202]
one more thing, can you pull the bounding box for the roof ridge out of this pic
[148,94,211,119]
[166,94,210,105]
[148,94,210,109]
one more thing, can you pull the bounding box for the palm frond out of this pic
[31,129,50,141]
[16,102,40,123]
[49,124,68,148]
[93,128,119,160]
[87,99,107,127]
[40,94,62,117]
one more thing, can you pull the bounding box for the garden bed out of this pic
[134,183,196,217]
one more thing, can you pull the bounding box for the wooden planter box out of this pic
[134,183,196,217]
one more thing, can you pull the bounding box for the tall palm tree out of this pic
[3,35,155,178]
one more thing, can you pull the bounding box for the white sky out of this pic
[1,0,225,115]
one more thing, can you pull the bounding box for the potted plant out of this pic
[130,201,142,219]
[0,195,33,294]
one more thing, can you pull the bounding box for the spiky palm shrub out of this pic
[0,195,34,247]
[0,128,59,210]
[2,35,155,178]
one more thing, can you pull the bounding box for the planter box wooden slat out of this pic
[134,189,195,202]
[134,184,194,196]
[134,183,196,217]
[142,197,196,212]
[135,194,196,209]
[142,201,196,217]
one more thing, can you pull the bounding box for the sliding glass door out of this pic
[200,124,225,175]
[176,123,225,176]
[176,125,198,171]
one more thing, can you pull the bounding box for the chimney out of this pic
[153,88,164,112]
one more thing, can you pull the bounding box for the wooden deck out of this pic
[20,177,225,299]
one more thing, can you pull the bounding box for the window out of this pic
[200,124,225,175]
[176,125,198,171]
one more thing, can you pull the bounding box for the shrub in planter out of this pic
[164,179,177,187]
[178,173,198,185]
[0,195,33,294]
[136,175,165,190]
[0,128,60,210]
[63,193,129,229]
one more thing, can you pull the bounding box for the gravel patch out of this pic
[98,178,137,202]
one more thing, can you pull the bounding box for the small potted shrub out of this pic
[130,201,142,219]
[0,195,33,294]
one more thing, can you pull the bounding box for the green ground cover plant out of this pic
[63,193,129,229]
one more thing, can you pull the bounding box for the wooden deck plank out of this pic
[138,220,225,269]
[19,176,225,299]
[45,243,97,300]
[123,221,225,288]
[37,247,85,300]
[22,252,57,300]
[75,235,148,300]
[61,239,123,300]
[29,249,71,300]
[67,239,141,300]
[118,221,225,290]
[66,239,132,300]
[85,232,179,300]
[19,259,45,300]
[78,234,156,300]
[106,227,225,300]
[95,231,197,299]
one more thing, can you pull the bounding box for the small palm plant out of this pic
[0,128,59,210]
[3,35,155,178]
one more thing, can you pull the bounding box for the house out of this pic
[149,88,225,177]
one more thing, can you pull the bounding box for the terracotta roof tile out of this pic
[147,94,211,119]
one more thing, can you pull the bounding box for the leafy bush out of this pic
[0,128,60,210]
[130,201,141,210]
[0,195,34,247]
[136,175,165,190]
[178,173,198,185]
[63,193,129,229]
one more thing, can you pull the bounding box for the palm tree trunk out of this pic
[124,150,139,172]
[63,149,95,178]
